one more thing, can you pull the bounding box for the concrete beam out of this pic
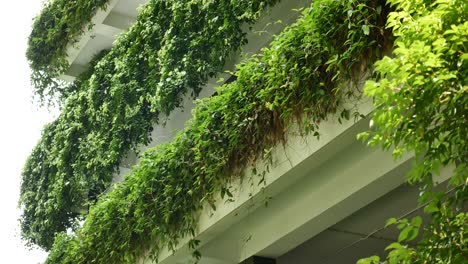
[65,0,120,66]
[103,11,136,30]
[198,137,412,263]
[59,64,87,81]
[94,23,123,41]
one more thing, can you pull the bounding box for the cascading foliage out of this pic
[26,0,111,102]
[41,0,390,262]
[21,0,281,250]
[24,0,467,262]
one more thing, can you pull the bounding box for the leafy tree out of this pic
[358,0,467,263]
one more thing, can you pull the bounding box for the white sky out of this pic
[0,1,57,263]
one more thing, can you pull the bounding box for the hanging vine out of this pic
[22,0,283,250]
[26,0,111,103]
[40,0,390,262]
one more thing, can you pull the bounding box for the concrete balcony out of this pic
[61,0,145,81]
[58,0,439,263]
[137,98,418,264]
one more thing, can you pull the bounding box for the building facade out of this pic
[22,0,464,263]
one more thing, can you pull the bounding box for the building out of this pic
[22,0,459,263]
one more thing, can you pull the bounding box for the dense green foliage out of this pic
[358,0,467,263]
[26,0,111,102]
[21,0,282,250]
[43,0,390,262]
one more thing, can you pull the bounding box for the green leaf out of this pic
[398,226,412,242]
[362,25,370,35]
[385,242,404,251]
[386,217,398,227]
[411,216,422,227]
[357,255,380,264]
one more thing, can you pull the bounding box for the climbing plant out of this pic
[27,0,111,103]
[358,0,467,263]
[41,0,390,262]
[22,0,282,250]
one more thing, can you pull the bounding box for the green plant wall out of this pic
[22,0,281,250]
[41,0,390,262]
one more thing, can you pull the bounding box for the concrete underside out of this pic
[277,183,421,264]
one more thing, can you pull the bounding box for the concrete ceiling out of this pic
[277,183,423,264]
[112,0,147,18]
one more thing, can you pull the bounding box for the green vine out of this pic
[22,0,282,250]
[42,0,390,262]
[358,0,467,262]
[26,0,111,102]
